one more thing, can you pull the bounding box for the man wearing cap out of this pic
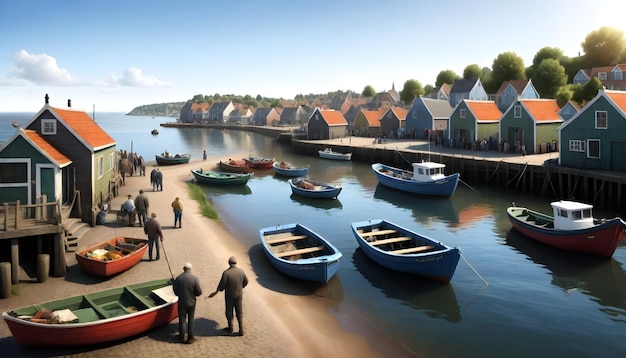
[208,256,248,336]
[121,194,136,226]
[143,212,163,261]
[173,263,202,344]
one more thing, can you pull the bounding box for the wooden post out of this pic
[52,233,66,277]
[10,239,18,284]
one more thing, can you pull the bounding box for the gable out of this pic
[44,106,116,151]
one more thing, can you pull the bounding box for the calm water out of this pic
[2,112,626,357]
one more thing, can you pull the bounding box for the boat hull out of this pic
[318,149,351,161]
[273,162,309,177]
[155,154,190,165]
[2,279,178,346]
[372,163,459,197]
[351,219,460,283]
[507,206,626,257]
[75,237,148,277]
[243,156,274,169]
[288,178,342,199]
[219,160,254,173]
[260,223,342,283]
[191,169,252,185]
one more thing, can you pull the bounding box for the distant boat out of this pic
[155,152,191,165]
[318,147,351,161]
[351,219,460,283]
[75,237,148,277]
[11,121,19,128]
[190,169,252,185]
[371,162,459,197]
[507,200,626,257]
[259,223,342,283]
[151,129,159,135]
[218,159,254,173]
[288,177,342,199]
[2,279,178,346]
[242,155,274,169]
[272,161,309,177]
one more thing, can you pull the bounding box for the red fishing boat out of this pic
[218,159,254,173]
[75,237,148,277]
[242,155,274,169]
[507,200,626,257]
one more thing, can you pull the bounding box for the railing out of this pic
[1,197,61,232]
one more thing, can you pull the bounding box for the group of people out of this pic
[150,167,164,191]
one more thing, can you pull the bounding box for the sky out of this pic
[1,0,626,113]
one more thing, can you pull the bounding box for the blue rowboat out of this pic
[273,161,309,177]
[288,177,341,199]
[371,162,459,197]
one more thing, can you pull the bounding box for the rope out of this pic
[161,240,175,280]
[461,253,489,287]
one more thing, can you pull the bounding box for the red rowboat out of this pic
[507,200,626,257]
[75,237,148,277]
[218,159,254,173]
[242,155,274,169]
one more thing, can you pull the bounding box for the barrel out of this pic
[0,262,10,298]
[37,254,50,283]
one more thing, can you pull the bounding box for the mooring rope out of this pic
[461,253,489,287]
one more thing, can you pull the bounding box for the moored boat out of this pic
[155,152,191,165]
[191,169,252,185]
[218,159,255,173]
[371,162,459,197]
[318,147,352,161]
[151,129,159,135]
[351,219,460,283]
[242,155,274,169]
[75,237,149,277]
[506,200,626,257]
[288,177,342,199]
[260,223,342,283]
[272,161,309,177]
[2,279,178,346]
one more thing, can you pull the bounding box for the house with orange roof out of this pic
[573,63,626,90]
[494,79,539,113]
[449,100,502,150]
[380,107,408,139]
[0,95,117,226]
[306,108,348,139]
[353,108,385,137]
[499,99,562,155]
[558,89,626,172]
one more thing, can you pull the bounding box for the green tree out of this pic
[582,26,626,67]
[435,70,458,87]
[555,86,573,107]
[490,52,526,92]
[424,84,434,96]
[270,99,282,108]
[580,77,603,102]
[463,64,482,79]
[362,85,376,97]
[533,59,567,98]
[400,79,424,103]
[532,47,563,68]
[192,94,205,103]
[255,94,263,101]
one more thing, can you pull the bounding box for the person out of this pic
[173,262,202,344]
[134,189,149,227]
[150,167,158,191]
[155,168,163,191]
[138,155,146,176]
[118,158,126,185]
[171,197,183,228]
[128,153,135,176]
[144,212,163,261]
[208,256,248,336]
[121,194,135,226]
[202,150,207,161]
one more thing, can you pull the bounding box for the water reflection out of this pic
[506,229,626,320]
[289,194,343,210]
[373,184,459,225]
[197,183,252,196]
[352,248,461,323]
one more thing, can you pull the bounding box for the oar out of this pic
[161,239,175,282]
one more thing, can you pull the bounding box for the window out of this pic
[0,162,27,183]
[569,140,585,152]
[97,156,104,178]
[460,109,466,118]
[109,153,115,173]
[41,119,57,135]
[587,139,600,159]
[514,105,521,118]
[615,70,623,80]
[598,72,607,80]
[595,111,607,129]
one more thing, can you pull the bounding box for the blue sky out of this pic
[1,0,625,112]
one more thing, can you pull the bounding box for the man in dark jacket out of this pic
[208,256,248,336]
[134,189,149,227]
[143,212,163,260]
[173,262,202,344]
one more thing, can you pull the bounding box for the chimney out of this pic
[67,99,72,108]
[45,93,49,104]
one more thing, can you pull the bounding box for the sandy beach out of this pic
[0,152,406,357]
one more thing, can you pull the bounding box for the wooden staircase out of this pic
[63,217,90,252]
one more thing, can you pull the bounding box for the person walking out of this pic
[171,197,183,228]
[143,212,163,261]
[155,168,163,191]
[118,158,126,185]
[138,155,146,176]
[134,189,149,227]
[173,262,202,344]
[208,256,248,336]
[202,150,207,160]
[150,167,158,191]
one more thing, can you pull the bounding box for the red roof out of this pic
[605,90,626,112]
[320,110,348,125]
[22,129,72,166]
[51,107,116,149]
[465,101,502,122]
[520,99,561,122]
[361,109,385,127]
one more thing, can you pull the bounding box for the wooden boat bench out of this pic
[276,245,325,258]
[391,245,435,254]
[371,236,413,246]
[265,234,307,245]
[72,307,101,323]
[82,296,112,319]
[358,229,397,238]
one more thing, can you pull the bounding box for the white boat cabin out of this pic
[411,161,447,182]
[551,200,594,230]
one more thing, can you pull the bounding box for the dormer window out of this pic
[41,119,57,135]
[598,72,607,80]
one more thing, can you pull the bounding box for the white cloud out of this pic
[4,50,80,86]
[101,66,168,87]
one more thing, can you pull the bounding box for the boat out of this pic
[151,129,159,135]
[350,219,460,283]
[191,169,252,185]
[2,279,178,346]
[155,152,191,165]
[242,155,274,169]
[288,177,342,199]
[218,159,254,173]
[259,223,342,283]
[371,162,460,197]
[75,237,149,277]
[506,200,626,257]
[273,161,309,177]
[318,147,352,161]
